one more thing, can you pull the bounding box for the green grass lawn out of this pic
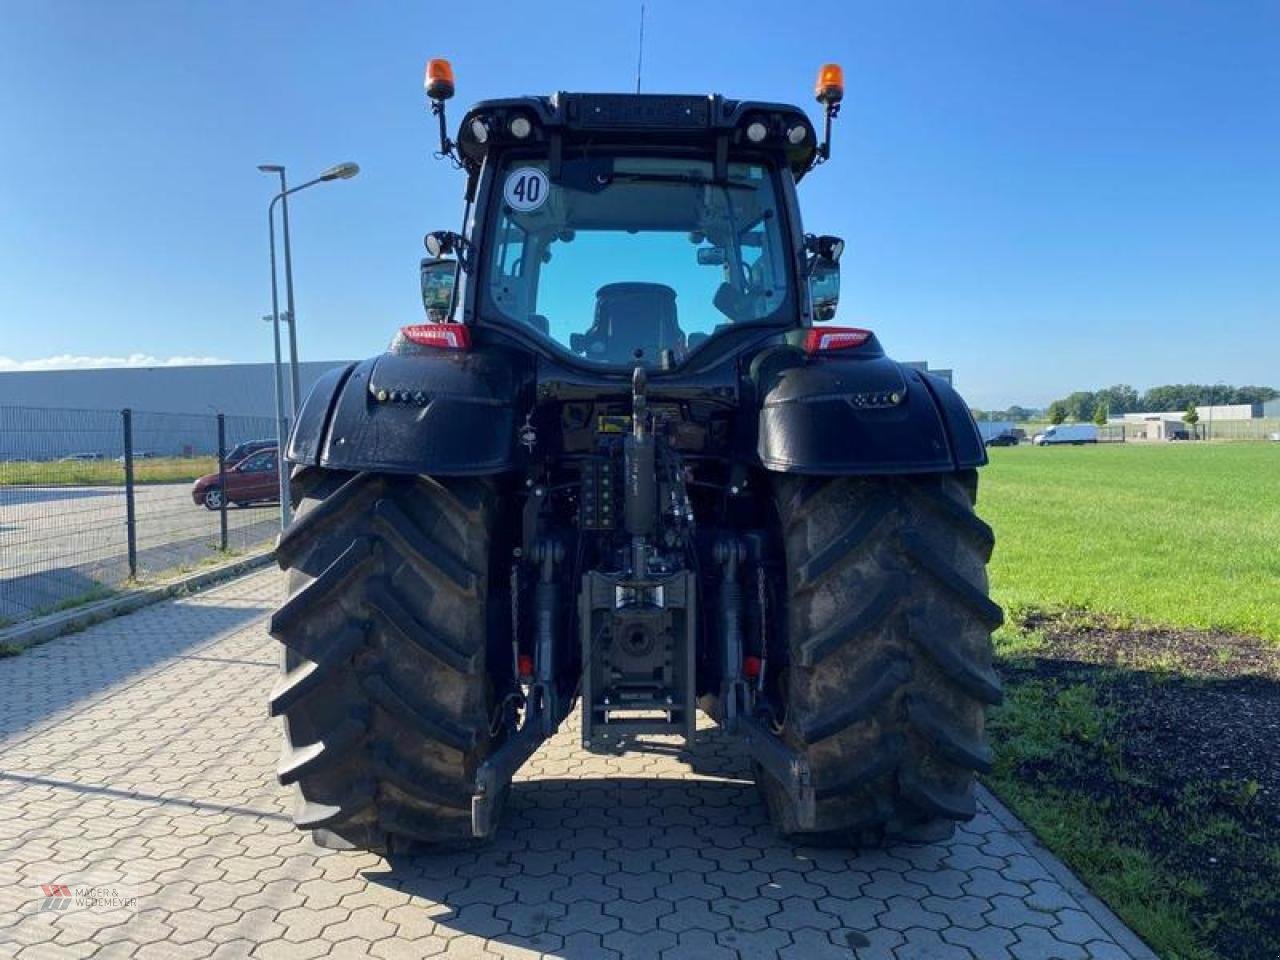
[977,442,1280,959]
[979,443,1280,642]
[0,456,218,487]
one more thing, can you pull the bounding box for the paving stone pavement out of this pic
[0,569,1158,960]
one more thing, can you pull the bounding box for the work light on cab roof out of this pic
[421,56,844,174]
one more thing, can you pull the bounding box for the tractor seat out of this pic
[591,282,683,364]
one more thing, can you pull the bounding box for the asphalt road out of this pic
[0,483,277,622]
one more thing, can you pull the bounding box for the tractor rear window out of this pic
[484,155,792,367]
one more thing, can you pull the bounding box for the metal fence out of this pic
[1111,418,1280,442]
[0,405,282,626]
[1198,417,1280,441]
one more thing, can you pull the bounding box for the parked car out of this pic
[1033,424,1098,446]
[224,439,277,466]
[60,452,106,461]
[985,432,1019,447]
[1167,429,1191,441]
[114,451,158,462]
[191,448,280,510]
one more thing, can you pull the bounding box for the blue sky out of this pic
[0,1,1276,407]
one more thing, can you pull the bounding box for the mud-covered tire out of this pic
[759,470,1003,845]
[268,468,505,852]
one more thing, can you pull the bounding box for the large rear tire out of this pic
[759,470,1002,845]
[268,469,507,852]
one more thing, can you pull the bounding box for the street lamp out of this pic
[258,162,360,418]
[258,161,359,527]
[262,313,290,530]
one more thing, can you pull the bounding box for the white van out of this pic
[1033,424,1098,446]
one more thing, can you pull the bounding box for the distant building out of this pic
[0,361,351,419]
[0,362,355,460]
[1190,403,1266,421]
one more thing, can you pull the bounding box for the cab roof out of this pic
[457,93,819,180]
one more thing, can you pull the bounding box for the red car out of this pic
[191,448,281,510]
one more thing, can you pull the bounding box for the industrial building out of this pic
[0,361,351,419]
[0,361,353,460]
[1112,401,1280,441]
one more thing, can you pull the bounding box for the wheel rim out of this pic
[204,489,223,509]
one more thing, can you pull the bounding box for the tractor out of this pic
[269,60,1002,852]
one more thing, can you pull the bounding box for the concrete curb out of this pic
[977,785,1160,959]
[0,551,276,654]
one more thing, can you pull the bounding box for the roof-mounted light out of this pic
[746,121,768,143]
[815,63,844,105]
[509,115,532,139]
[424,58,458,165]
[400,323,471,350]
[811,63,844,167]
[787,124,807,145]
[424,59,455,101]
[469,117,490,144]
[804,326,871,355]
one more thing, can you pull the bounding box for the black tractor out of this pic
[269,61,1002,852]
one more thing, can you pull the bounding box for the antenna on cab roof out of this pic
[636,4,646,94]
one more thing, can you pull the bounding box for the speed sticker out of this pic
[503,167,550,212]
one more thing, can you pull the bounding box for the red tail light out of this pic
[400,323,471,350]
[804,327,872,355]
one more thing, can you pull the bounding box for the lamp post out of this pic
[262,313,291,529]
[259,161,359,527]
[259,162,360,416]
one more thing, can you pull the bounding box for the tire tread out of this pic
[269,470,500,851]
[760,472,1001,844]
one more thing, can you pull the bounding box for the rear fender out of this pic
[754,343,985,475]
[287,350,521,476]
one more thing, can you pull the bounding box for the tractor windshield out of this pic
[483,154,793,367]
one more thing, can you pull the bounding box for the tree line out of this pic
[974,383,1277,425]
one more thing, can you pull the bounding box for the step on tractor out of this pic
[270,60,1002,852]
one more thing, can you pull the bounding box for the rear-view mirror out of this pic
[809,258,840,321]
[421,257,457,318]
[696,246,727,266]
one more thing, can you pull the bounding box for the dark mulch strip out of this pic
[999,614,1280,960]
[1020,612,1280,681]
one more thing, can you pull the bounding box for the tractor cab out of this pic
[418,67,847,372]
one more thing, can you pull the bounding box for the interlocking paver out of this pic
[895,925,975,958]
[0,569,1155,959]
[1010,925,1091,959]
[943,922,1018,958]
[710,895,779,932]
[720,926,793,959]
[603,895,671,931]
[987,892,1059,930]
[1053,908,1113,945]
